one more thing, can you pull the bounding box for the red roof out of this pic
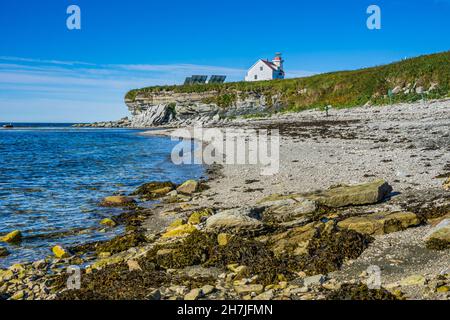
[261,59,278,71]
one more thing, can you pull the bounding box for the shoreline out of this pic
[1,100,449,300]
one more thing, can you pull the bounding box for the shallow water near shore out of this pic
[0,124,204,267]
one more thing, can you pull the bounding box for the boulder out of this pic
[1,230,22,243]
[184,288,203,300]
[52,245,71,259]
[234,284,264,295]
[337,212,420,235]
[201,285,215,295]
[100,196,136,207]
[162,224,197,238]
[205,208,264,233]
[267,222,320,256]
[177,180,199,195]
[425,218,450,250]
[100,218,117,227]
[188,209,213,225]
[132,181,175,199]
[261,197,317,225]
[306,179,393,208]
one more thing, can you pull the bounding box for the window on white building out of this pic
[260,66,263,71]
[254,75,257,80]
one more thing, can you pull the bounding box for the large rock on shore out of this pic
[1,230,22,243]
[100,196,136,207]
[177,180,199,195]
[260,197,318,226]
[425,219,450,250]
[267,222,320,256]
[205,208,264,233]
[305,179,393,208]
[132,181,175,199]
[52,245,71,258]
[337,212,420,235]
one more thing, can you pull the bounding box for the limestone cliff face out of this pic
[125,91,281,127]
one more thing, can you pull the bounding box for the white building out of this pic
[245,53,285,82]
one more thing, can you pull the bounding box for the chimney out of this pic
[272,52,284,70]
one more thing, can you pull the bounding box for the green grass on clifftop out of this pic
[126,51,450,111]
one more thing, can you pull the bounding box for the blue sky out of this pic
[0,0,449,122]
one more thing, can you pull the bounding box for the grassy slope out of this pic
[126,51,450,112]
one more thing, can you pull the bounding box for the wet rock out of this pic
[205,208,264,233]
[305,179,393,208]
[100,196,136,207]
[132,181,175,199]
[201,284,215,295]
[184,288,203,300]
[177,180,199,195]
[0,247,9,257]
[10,290,26,300]
[52,245,71,259]
[100,218,117,227]
[1,230,22,243]
[425,218,450,250]
[436,285,449,293]
[254,289,274,300]
[188,209,213,225]
[337,211,420,235]
[148,289,161,300]
[162,224,197,238]
[0,269,14,282]
[234,284,264,295]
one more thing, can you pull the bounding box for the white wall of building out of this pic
[245,60,276,82]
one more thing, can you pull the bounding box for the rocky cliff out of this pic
[125,91,280,127]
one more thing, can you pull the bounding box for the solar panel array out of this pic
[183,75,227,85]
[209,75,227,84]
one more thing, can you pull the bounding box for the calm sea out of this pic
[0,123,204,267]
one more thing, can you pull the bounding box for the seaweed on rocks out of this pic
[56,263,171,300]
[327,283,398,300]
[426,238,450,250]
[131,181,175,200]
[151,231,216,269]
[71,232,147,255]
[147,230,295,285]
[293,228,373,275]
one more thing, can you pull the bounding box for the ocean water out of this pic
[0,123,204,267]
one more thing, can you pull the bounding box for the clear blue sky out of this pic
[0,0,449,122]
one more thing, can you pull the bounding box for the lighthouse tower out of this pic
[272,53,284,71]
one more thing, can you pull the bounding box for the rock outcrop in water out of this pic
[125,91,276,127]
